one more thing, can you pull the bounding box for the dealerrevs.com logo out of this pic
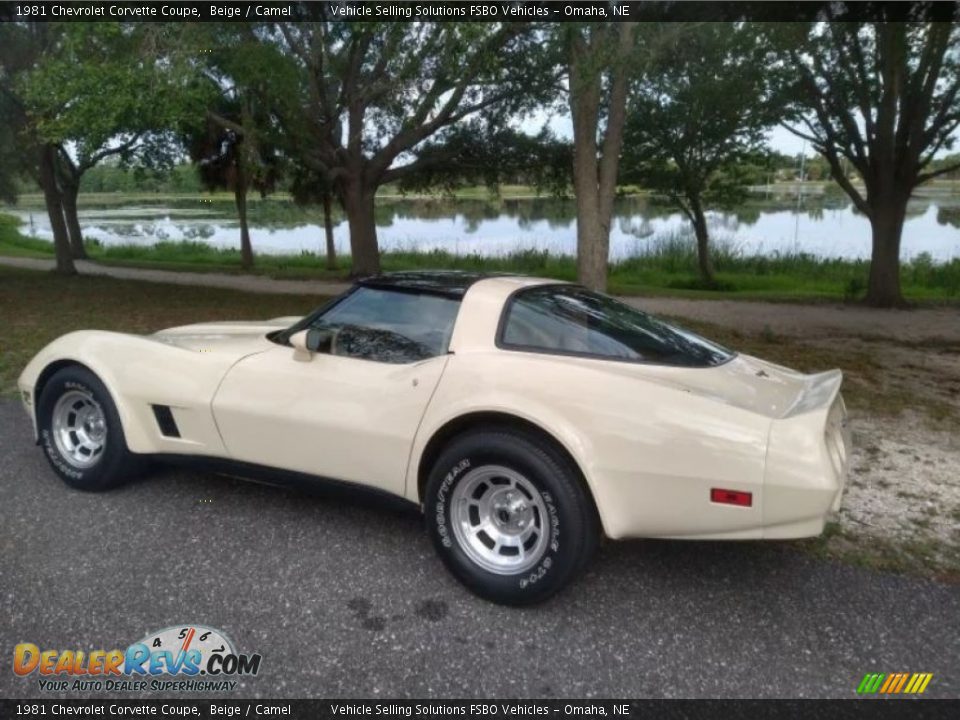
[13,625,261,693]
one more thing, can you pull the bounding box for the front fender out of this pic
[18,331,239,457]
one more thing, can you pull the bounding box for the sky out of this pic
[521,110,815,158]
[521,110,957,159]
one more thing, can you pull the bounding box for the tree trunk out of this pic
[234,185,254,270]
[322,191,337,271]
[62,181,87,259]
[567,23,635,292]
[690,198,715,285]
[39,145,76,276]
[572,181,607,291]
[342,180,380,277]
[569,32,605,292]
[865,195,908,307]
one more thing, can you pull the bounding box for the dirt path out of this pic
[3,255,958,342]
[0,256,355,297]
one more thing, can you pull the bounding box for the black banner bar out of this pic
[1,1,958,24]
[3,700,960,719]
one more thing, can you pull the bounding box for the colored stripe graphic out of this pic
[879,674,897,693]
[858,672,933,694]
[893,673,909,693]
[857,673,885,694]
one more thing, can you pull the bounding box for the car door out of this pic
[210,287,459,497]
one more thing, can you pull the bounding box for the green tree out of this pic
[394,125,573,198]
[271,19,553,275]
[19,24,184,262]
[289,166,339,271]
[621,23,777,286]
[0,89,21,205]
[773,15,960,307]
[0,23,75,273]
[182,24,296,269]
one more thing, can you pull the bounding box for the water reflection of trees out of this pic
[379,193,869,231]
[101,192,955,236]
[385,197,580,232]
[937,205,960,229]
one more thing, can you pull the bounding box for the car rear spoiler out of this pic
[781,369,843,418]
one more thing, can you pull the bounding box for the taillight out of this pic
[710,488,753,507]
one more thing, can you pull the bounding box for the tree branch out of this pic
[368,24,520,179]
[916,160,960,184]
[79,133,144,172]
[380,147,459,185]
[207,110,245,137]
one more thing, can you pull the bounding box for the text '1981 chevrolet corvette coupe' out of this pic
[19,272,851,604]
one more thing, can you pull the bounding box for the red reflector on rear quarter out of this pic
[711,488,753,507]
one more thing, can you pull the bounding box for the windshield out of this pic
[499,285,734,368]
[274,286,461,363]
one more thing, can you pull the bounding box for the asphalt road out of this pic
[1,400,957,700]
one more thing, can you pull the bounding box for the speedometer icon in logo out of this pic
[125,624,261,677]
[139,625,236,663]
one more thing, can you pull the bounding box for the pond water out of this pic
[9,190,960,262]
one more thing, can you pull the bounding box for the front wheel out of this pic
[425,429,599,605]
[36,366,142,491]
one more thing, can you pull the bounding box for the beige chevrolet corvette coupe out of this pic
[19,271,850,604]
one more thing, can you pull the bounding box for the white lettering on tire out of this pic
[435,459,470,548]
[40,429,83,480]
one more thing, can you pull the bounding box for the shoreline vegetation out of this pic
[2,191,959,303]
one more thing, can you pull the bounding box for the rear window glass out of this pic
[499,285,733,368]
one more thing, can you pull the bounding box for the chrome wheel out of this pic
[450,465,550,575]
[51,390,107,468]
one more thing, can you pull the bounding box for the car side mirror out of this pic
[289,329,333,362]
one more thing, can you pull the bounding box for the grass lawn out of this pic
[0,265,329,395]
[0,214,55,258]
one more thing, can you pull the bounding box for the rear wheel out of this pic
[36,366,142,491]
[425,429,599,605]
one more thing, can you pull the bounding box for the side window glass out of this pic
[311,288,460,364]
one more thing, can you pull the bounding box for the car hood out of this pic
[151,317,301,356]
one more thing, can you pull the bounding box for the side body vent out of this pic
[152,405,181,438]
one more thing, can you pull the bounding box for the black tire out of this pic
[36,366,142,491]
[425,428,599,605]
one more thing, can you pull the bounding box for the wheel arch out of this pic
[31,359,130,446]
[415,410,601,528]
[34,359,96,406]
